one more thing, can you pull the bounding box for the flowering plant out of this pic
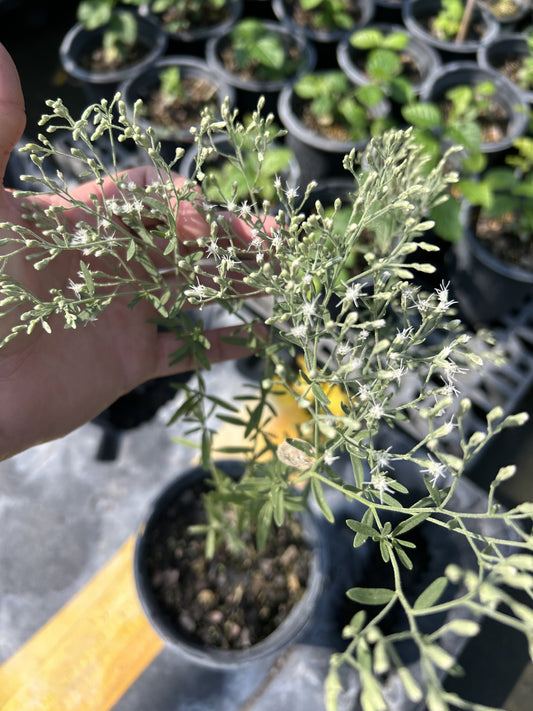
[1,95,532,711]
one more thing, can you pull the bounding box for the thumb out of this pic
[0,43,26,185]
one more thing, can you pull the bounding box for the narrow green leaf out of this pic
[413,577,448,610]
[311,477,334,523]
[395,545,413,570]
[392,512,431,536]
[347,587,395,605]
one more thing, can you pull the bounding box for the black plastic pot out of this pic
[59,14,167,103]
[272,0,376,67]
[402,0,499,61]
[420,61,529,156]
[451,205,533,328]
[484,0,532,28]
[205,19,317,118]
[336,22,442,99]
[139,0,243,57]
[277,78,391,185]
[478,33,533,105]
[119,56,235,164]
[134,460,327,668]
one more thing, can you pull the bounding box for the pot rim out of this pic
[133,460,327,668]
[277,80,391,154]
[420,60,530,154]
[59,15,167,84]
[271,0,376,44]
[336,22,442,96]
[118,55,236,141]
[205,18,317,93]
[402,0,499,55]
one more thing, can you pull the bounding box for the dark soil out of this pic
[218,36,306,83]
[143,480,312,650]
[288,0,362,32]
[156,4,230,33]
[80,41,150,73]
[293,95,367,142]
[486,0,524,19]
[493,56,533,93]
[144,77,219,132]
[439,95,509,145]
[423,15,487,44]
[474,211,533,271]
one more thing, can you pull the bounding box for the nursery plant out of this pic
[288,0,360,31]
[401,79,503,189]
[1,95,533,711]
[516,34,533,94]
[76,0,145,68]
[457,133,533,269]
[346,27,420,105]
[146,0,229,33]
[292,69,391,142]
[216,17,308,83]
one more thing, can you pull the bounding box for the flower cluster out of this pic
[1,95,531,711]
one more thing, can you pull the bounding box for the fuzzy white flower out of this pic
[290,323,308,341]
[339,282,366,308]
[369,472,393,504]
[285,185,299,201]
[239,201,254,219]
[324,451,339,467]
[421,455,446,485]
[68,279,83,298]
[371,447,392,474]
[435,281,456,312]
[70,225,91,246]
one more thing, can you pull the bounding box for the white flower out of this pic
[68,279,83,298]
[70,225,91,246]
[395,327,412,344]
[369,472,393,504]
[357,382,373,401]
[239,201,254,219]
[339,282,366,308]
[336,342,352,359]
[289,323,308,341]
[270,231,284,251]
[324,451,339,467]
[298,295,320,323]
[249,230,264,251]
[368,402,385,421]
[185,280,208,301]
[105,199,120,213]
[421,455,446,485]
[285,185,299,201]
[206,239,220,259]
[435,281,456,312]
[371,447,392,474]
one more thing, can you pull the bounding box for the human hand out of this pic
[0,43,272,460]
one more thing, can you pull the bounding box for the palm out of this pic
[0,43,268,459]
